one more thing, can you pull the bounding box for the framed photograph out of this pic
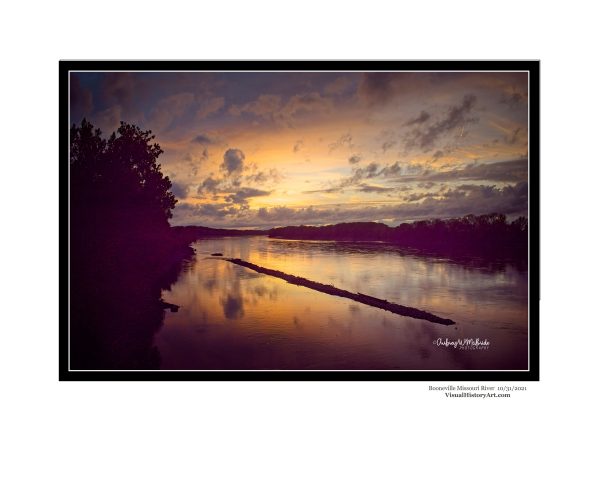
[60,60,539,380]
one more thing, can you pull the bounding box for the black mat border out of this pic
[59,60,540,381]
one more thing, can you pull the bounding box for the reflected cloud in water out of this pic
[221,293,244,320]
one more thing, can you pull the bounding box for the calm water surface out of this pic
[155,236,528,370]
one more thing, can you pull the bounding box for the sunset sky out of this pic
[70,71,528,228]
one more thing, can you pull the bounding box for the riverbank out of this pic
[268,214,528,261]
[70,226,196,369]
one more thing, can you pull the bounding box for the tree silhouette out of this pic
[70,119,176,235]
[69,119,190,370]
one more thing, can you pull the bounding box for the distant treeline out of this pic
[172,225,268,243]
[268,213,528,259]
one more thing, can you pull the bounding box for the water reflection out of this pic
[155,236,528,370]
[221,293,244,320]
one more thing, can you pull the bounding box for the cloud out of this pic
[360,72,528,106]
[221,148,245,176]
[149,92,195,131]
[405,94,478,151]
[303,186,345,194]
[363,162,380,178]
[329,133,354,152]
[197,176,221,195]
[500,91,526,109]
[184,203,238,219]
[348,154,361,164]
[196,96,225,119]
[173,181,527,228]
[94,105,122,134]
[402,191,441,202]
[246,171,268,184]
[358,72,400,104]
[404,110,431,126]
[340,162,380,187]
[183,149,210,175]
[195,159,279,208]
[101,72,136,108]
[293,140,304,153]
[256,205,321,224]
[229,92,333,126]
[404,158,528,184]
[229,94,282,118]
[191,133,215,144]
[70,75,93,120]
[172,200,253,225]
[310,160,399,194]
[225,187,271,205]
[170,181,189,199]
[379,162,403,177]
[381,140,397,153]
[307,162,383,193]
[246,168,282,185]
[328,158,526,188]
[265,183,527,226]
[308,157,526,199]
[357,184,395,193]
[280,92,334,122]
[324,76,354,95]
[504,127,521,145]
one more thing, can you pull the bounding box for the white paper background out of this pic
[1,1,598,478]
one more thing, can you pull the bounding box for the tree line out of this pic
[269,213,528,259]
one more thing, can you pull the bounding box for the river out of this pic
[155,236,528,370]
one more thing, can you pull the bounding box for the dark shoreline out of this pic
[173,214,528,270]
[70,228,196,370]
[222,257,456,326]
[268,215,528,263]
